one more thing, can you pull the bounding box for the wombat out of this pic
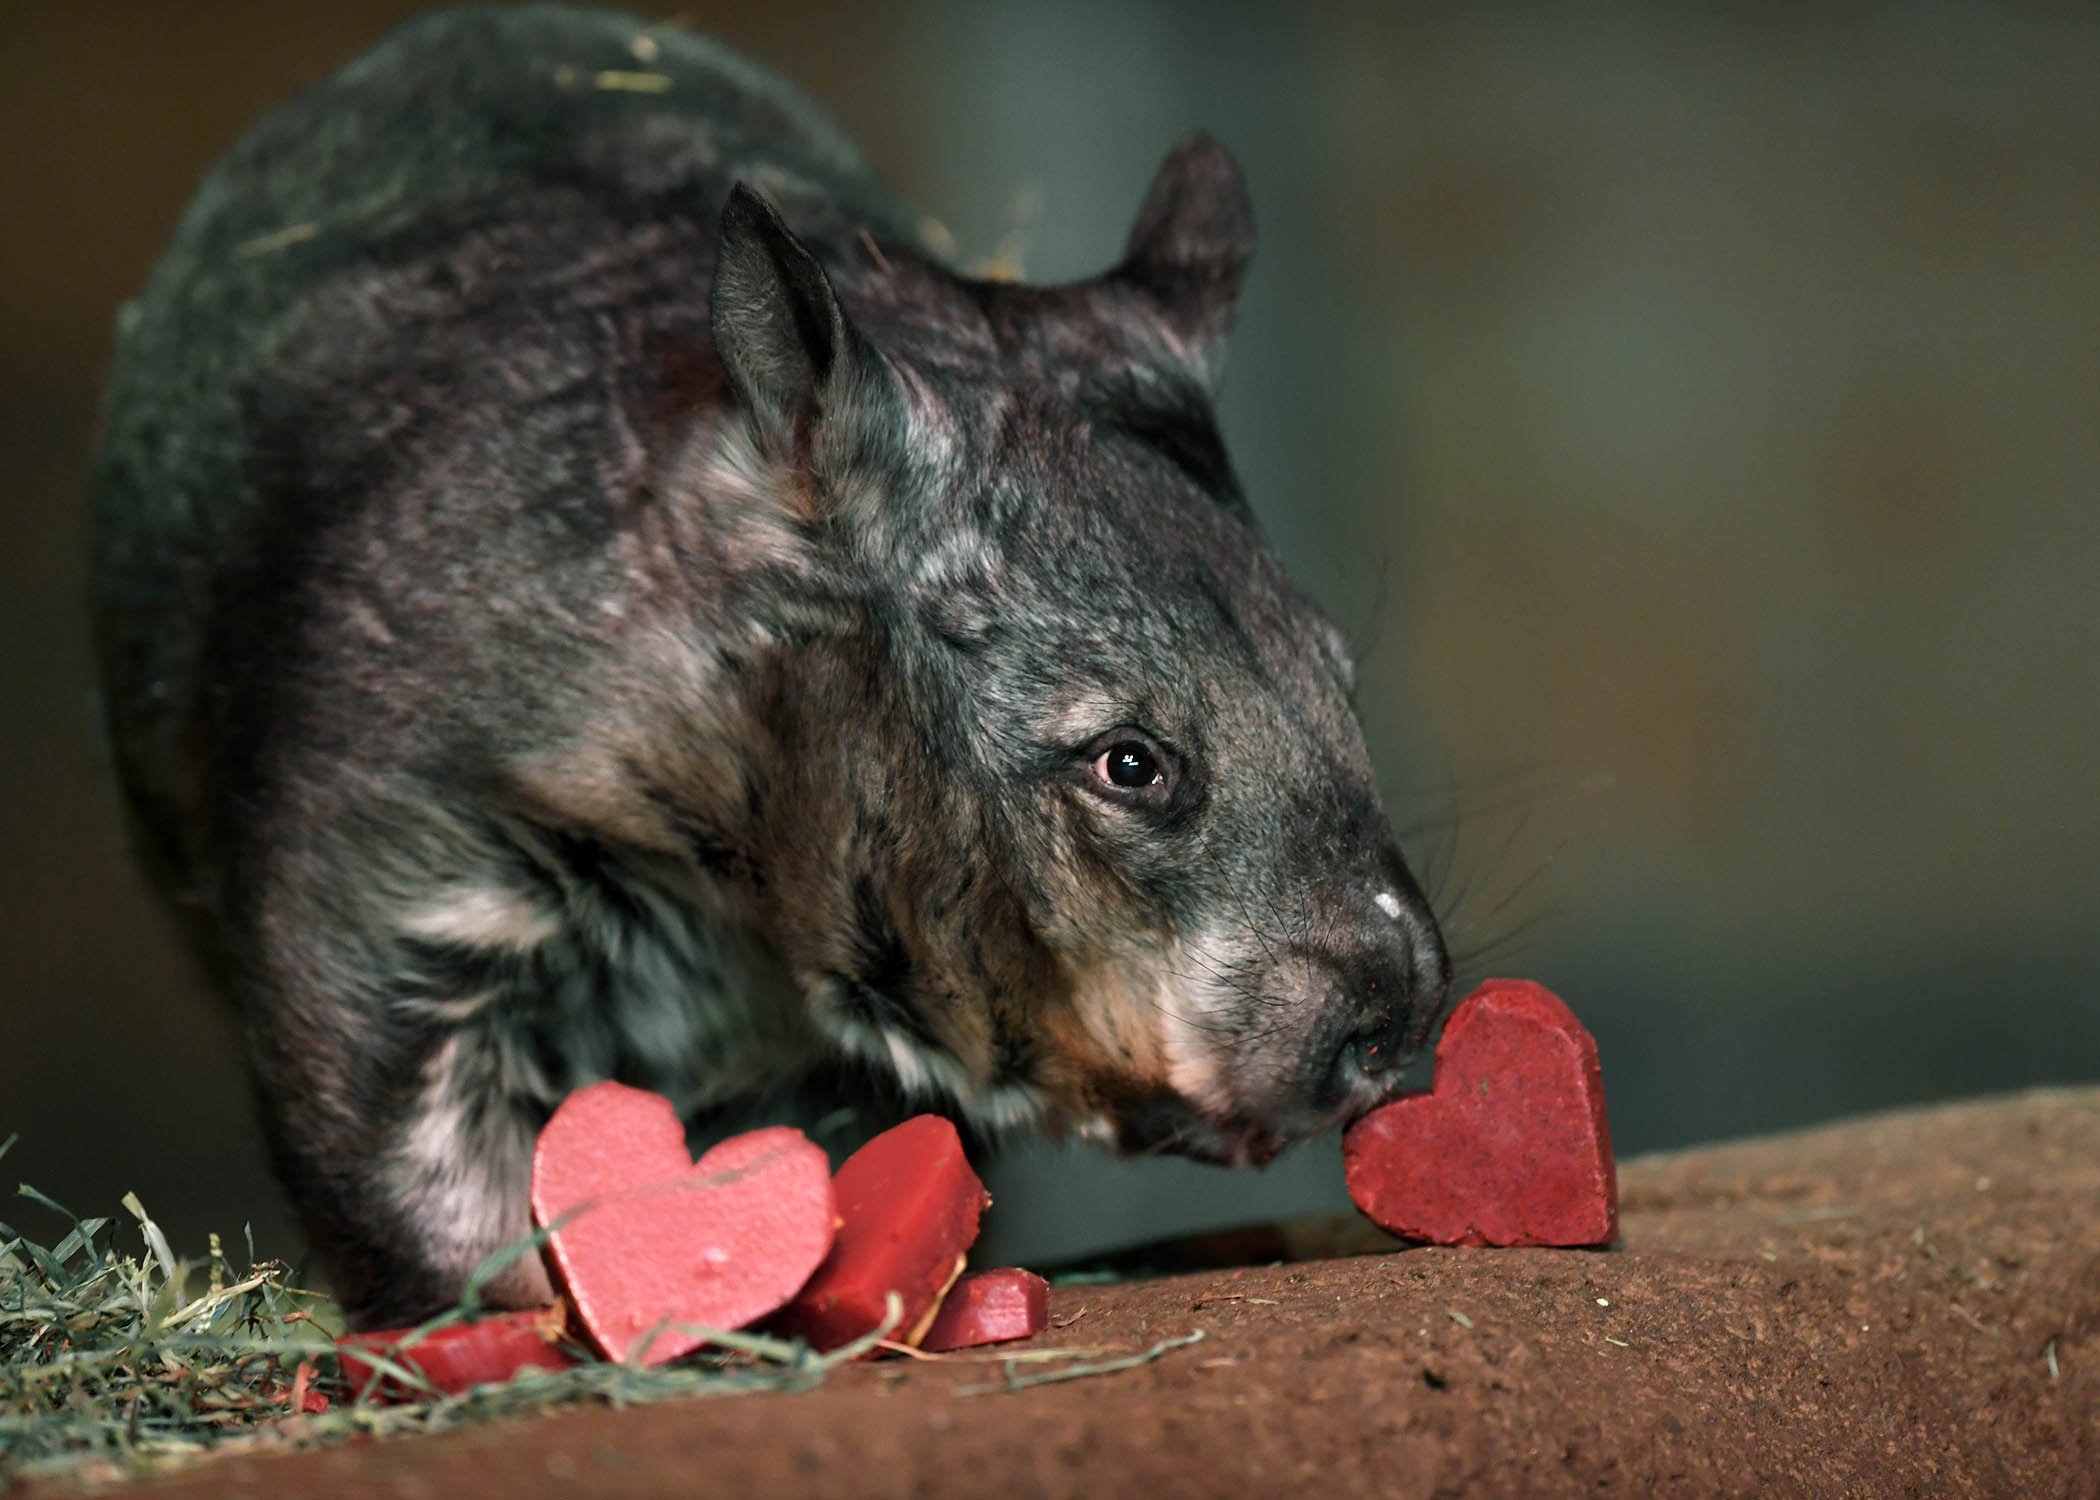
[90,4,1450,1328]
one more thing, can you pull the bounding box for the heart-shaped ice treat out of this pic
[531,1081,837,1364]
[1343,979,1617,1247]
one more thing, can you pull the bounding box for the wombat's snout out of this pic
[1285,865,1453,1126]
[1323,935,1453,1110]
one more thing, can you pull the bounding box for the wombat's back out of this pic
[91,4,911,932]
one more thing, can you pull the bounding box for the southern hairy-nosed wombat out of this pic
[90,5,1450,1327]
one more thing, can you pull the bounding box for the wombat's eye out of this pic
[1094,740,1165,792]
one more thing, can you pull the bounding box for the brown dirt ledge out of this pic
[44,1089,2100,1499]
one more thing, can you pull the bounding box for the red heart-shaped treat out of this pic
[1344,979,1617,1247]
[770,1114,988,1351]
[531,1081,837,1365]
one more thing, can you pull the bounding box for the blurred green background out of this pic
[3,2,2096,1271]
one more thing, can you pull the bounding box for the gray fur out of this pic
[90,4,1450,1327]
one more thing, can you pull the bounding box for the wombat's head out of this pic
[710,137,1449,1164]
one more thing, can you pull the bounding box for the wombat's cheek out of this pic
[1022,956,1340,1161]
[1020,1004,1273,1166]
[1026,993,1183,1134]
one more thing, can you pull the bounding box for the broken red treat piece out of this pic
[917,1268,1050,1352]
[770,1114,990,1352]
[530,1081,837,1365]
[287,1359,331,1413]
[336,1308,576,1401]
[1343,978,1617,1248]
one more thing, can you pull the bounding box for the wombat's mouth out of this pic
[1106,1090,1291,1168]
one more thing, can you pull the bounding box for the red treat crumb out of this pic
[287,1359,330,1414]
[771,1115,990,1351]
[1343,978,1617,1248]
[336,1308,575,1401]
[917,1268,1050,1352]
[531,1081,837,1365]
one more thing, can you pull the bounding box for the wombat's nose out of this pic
[1328,1005,1413,1101]
[1323,937,1452,1107]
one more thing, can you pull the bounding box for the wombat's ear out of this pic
[1117,133,1255,380]
[711,184,881,452]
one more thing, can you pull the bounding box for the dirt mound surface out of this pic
[58,1090,2100,1498]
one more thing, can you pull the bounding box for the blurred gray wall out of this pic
[3,1,2095,1269]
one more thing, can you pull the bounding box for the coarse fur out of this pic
[90,4,1451,1327]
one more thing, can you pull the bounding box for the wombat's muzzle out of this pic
[1319,903,1454,1117]
[1113,900,1452,1163]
